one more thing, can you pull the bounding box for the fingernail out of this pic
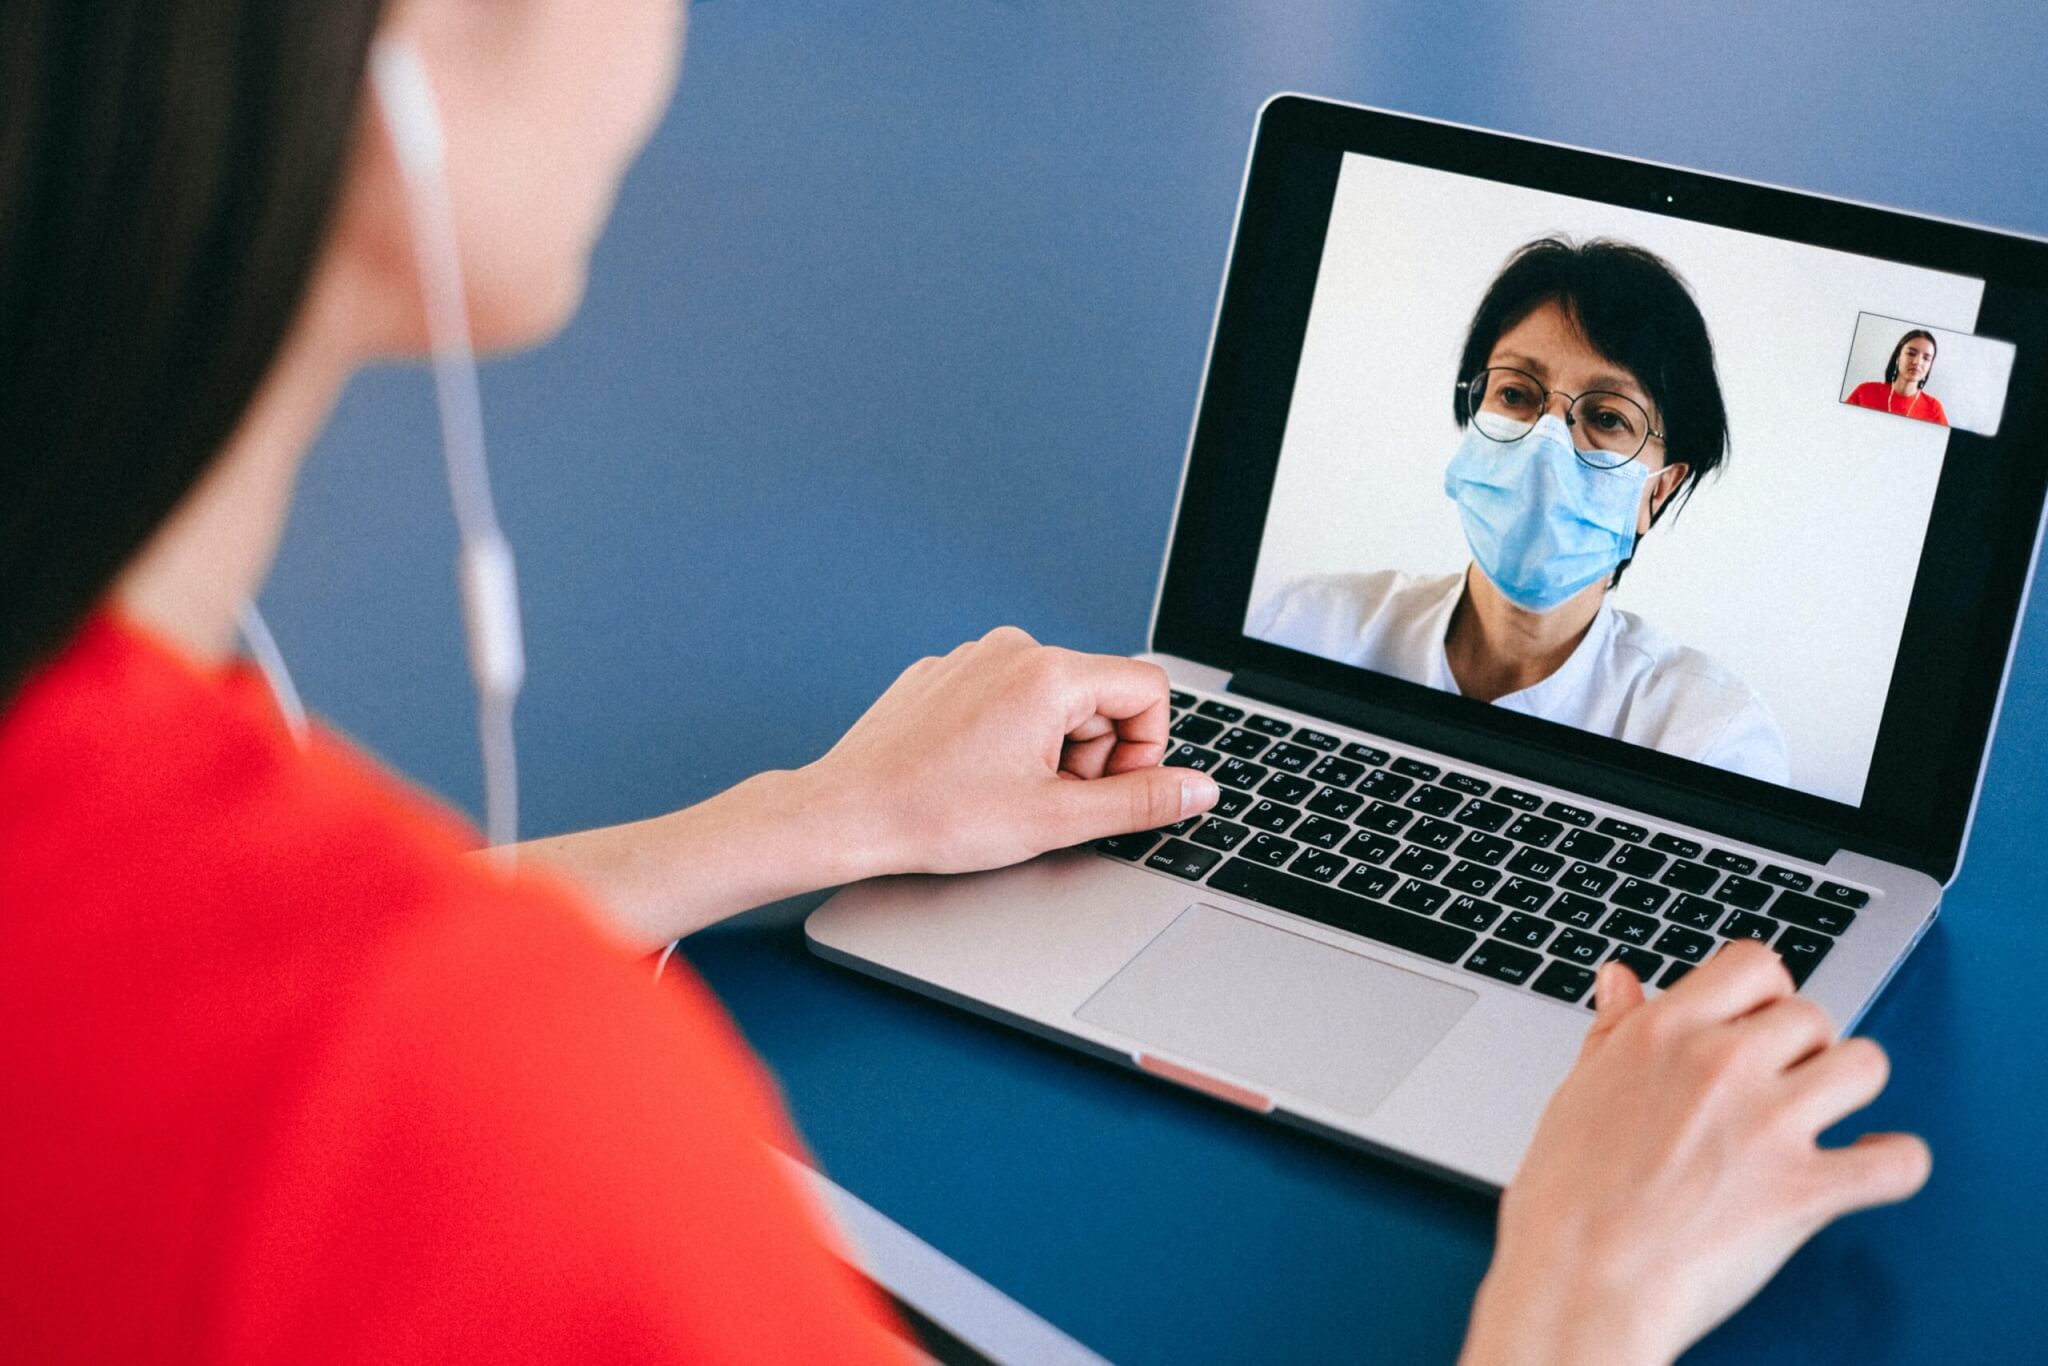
[1592,963,1612,1009]
[1181,774,1219,817]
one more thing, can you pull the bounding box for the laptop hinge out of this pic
[1229,667,1841,866]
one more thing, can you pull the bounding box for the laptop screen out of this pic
[1241,151,2017,808]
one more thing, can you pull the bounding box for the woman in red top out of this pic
[0,3,1930,1363]
[1846,329,1950,425]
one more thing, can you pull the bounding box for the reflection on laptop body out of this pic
[808,96,2048,1188]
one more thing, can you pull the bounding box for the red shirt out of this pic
[1846,380,1949,426]
[0,616,905,1363]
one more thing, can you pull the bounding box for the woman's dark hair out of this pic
[1885,329,1938,387]
[0,1,387,703]
[1451,236,1729,587]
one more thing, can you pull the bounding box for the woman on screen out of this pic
[1252,237,1791,785]
[1845,328,1949,425]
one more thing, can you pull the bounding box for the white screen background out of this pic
[1247,153,1985,805]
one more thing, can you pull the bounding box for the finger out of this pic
[1728,995,1837,1073]
[1659,938,1796,1027]
[1059,733,1117,780]
[1585,960,1646,1042]
[1040,765,1216,845]
[1807,1131,1931,1219]
[1102,732,1169,776]
[1044,651,1173,738]
[1782,1035,1891,1135]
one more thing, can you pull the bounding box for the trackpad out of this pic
[1075,903,1477,1118]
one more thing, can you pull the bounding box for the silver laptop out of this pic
[807,95,2048,1189]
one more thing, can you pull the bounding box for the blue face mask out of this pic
[1442,414,1651,613]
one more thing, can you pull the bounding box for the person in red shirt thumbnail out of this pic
[0,3,1930,1364]
[1846,328,1950,424]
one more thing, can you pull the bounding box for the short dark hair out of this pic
[1885,329,1939,386]
[1451,236,1729,586]
[0,1,387,703]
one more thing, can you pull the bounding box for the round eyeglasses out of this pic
[1460,366,1664,469]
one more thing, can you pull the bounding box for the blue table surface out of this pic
[268,3,2048,1360]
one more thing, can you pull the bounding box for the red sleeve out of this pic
[1845,381,1887,410]
[213,879,910,1366]
[1926,394,1950,426]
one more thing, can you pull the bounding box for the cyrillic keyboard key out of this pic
[1391,845,1450,879]
[1464,942,1542,985]
[1493,911,1554,948]
[1290,847,1348,883]
[1212,788,1253,819]
[1145,839,1220,881]
[1556,829,1615,862]
[1770,890,1857,935]
[1242,833,1298,866]
[1548,928,1610,965]
[1357,801,1412,836]
[1258,772,1316,804]
[1409,817,1463,851]
[1609,845,1666,877]
[1242,800,1300,834]
[1455,831,1514,866]
[1546,893,1607,928]
[1658,960,1694,989]
[1505,846,1565,880]
[1454,798,1513,833]
[1190,819,1249,852]
[1532,960,1597,1003]
[1712,874,1772,910]
[1294,815,1350,849]
[1659,859,1718,894]
[1340,830,1397,864]
[1404,784,1462,816]
[1609,945,1665,984]
[1357,769,1414,801]
[1598,908,1659,946]
[1504,814,1564,848]
[1307,756,1365,787]
[1652,924,1714,963]
[1558,862,1617,897]
[1164,743,1219,772]
[1442,860,1502,896]
[1610,878,1670,914]
[1206,859,1475,963]
[1390,879,1451,916]
[1306,786,1363,821]
[1441,896,1505,931]
[1718,910,1777,943]
[1338,863,1398,900]
[1092,831,1159,861]
[1665,894,1723,930]
[1213,757,1268,791]
[1212,727,1270,758]
[1263,742,1317,774]
[1496,877,1553,912]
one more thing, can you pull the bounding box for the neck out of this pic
[111,290,352,665]
[1892,377,1920,397]
[1444,563,1603,702]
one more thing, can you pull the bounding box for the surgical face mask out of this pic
[1442,413,1651,613]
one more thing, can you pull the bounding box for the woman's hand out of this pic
[809,626,1221,877]
[1461,941,1930,1366]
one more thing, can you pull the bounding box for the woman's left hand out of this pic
[809,626,1220,877]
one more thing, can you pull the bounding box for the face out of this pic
[1896,336,1935,387]
[1486,300,1689,536]
[326,0,686,358]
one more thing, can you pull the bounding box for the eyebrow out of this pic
[1490,351,1654,407]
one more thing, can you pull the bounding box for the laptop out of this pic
[806,95,2048,1189]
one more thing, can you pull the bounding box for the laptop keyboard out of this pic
[1090,690,1870,1009]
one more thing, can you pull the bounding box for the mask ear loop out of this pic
[370,40,526,868]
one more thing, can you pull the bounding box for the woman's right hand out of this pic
[1460,941,1930,1366]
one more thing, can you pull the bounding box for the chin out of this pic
[470,259,590,356]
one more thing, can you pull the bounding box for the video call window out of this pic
[1246,153,2013,807]
[1838,311,2016,436]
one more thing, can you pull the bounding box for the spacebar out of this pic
[1206,860,1476,964]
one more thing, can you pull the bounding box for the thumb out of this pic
[1588,960,1647,1039]
[1046,765,1217,846]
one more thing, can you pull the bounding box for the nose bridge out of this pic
[1542,389,1576,423]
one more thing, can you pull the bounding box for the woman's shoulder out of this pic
[1602,607,1790,779]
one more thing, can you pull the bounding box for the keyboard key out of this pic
[1546,893,1607,928]
[1169,690,1195,710]
[1719,910,1778,943]
[1455,831,1514,866]
[1294,728,1340,751]
[1169,713,1224,744]
[1555,829,1615,862]
[1712,874,1773,910]
[1464,942,1542,985]
[1659,859,1718,894]
[1441,772,1491,795]
[1704,849,1757,875]
[1658,960,1694,989]
[1257,772,1316,804]
[1212,727,1271,759]
[1190,819,1249,852]
[1548,928,1610,965]
[1493,912,1554,949]
[1244,713,1293,736]
[1597,817,1648,843]
[1609,878,1670,914]
[1503,814,1563,848]
[1164,743,1219,772]
[1609,945,1665,985]
[1454,798,1513,833]
[1392,757,1440,781]
[1307,756,1365,787]
[1306,786,1364,821]
[1391,879,1450,916]
[1404,784,1462,817]
[1212,788,1253,819]
[1664,894,1723,930]
[1242,800,1301,834]
[1505,846,1565,880]
[1494,786,1542,811]
[1815,881,1870,910]
[1652,924,1715,963]
[1409,817,1463,851]
[1341,741,1389,764]
[1340,830,1398,863]
[1773,927,1835,986]
[1290,847,1348,883]
[1598,908,1660,946]
[1242,833,1299,867]
[1544,801,1595,826]
[1294,815,1351,849]
[1338,863,1398,900]
[1356,769,1415,801]
[1213,757,1269,791]
[1496,877,1554,913]
[1760,864,1813,891]
[1196,699,1244,723]
[1649,832,1703,860]
[1155,816,1200,837]
[1532,960,1597,1002]
[1092,831,1159,861]
[1558,862,1617,897]
[1610,845,1666,877]
[1357,801,1413,836]
[1442,861,1503,897]
[1391,846,1450,879]
[1206,860,1476,963]
[1263,743,1317,774]
[1441,895,1505,931]
[1146,839,1221,880]
[1769,891,1856,936]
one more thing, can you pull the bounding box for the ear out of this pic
[1640,462,1689,535]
